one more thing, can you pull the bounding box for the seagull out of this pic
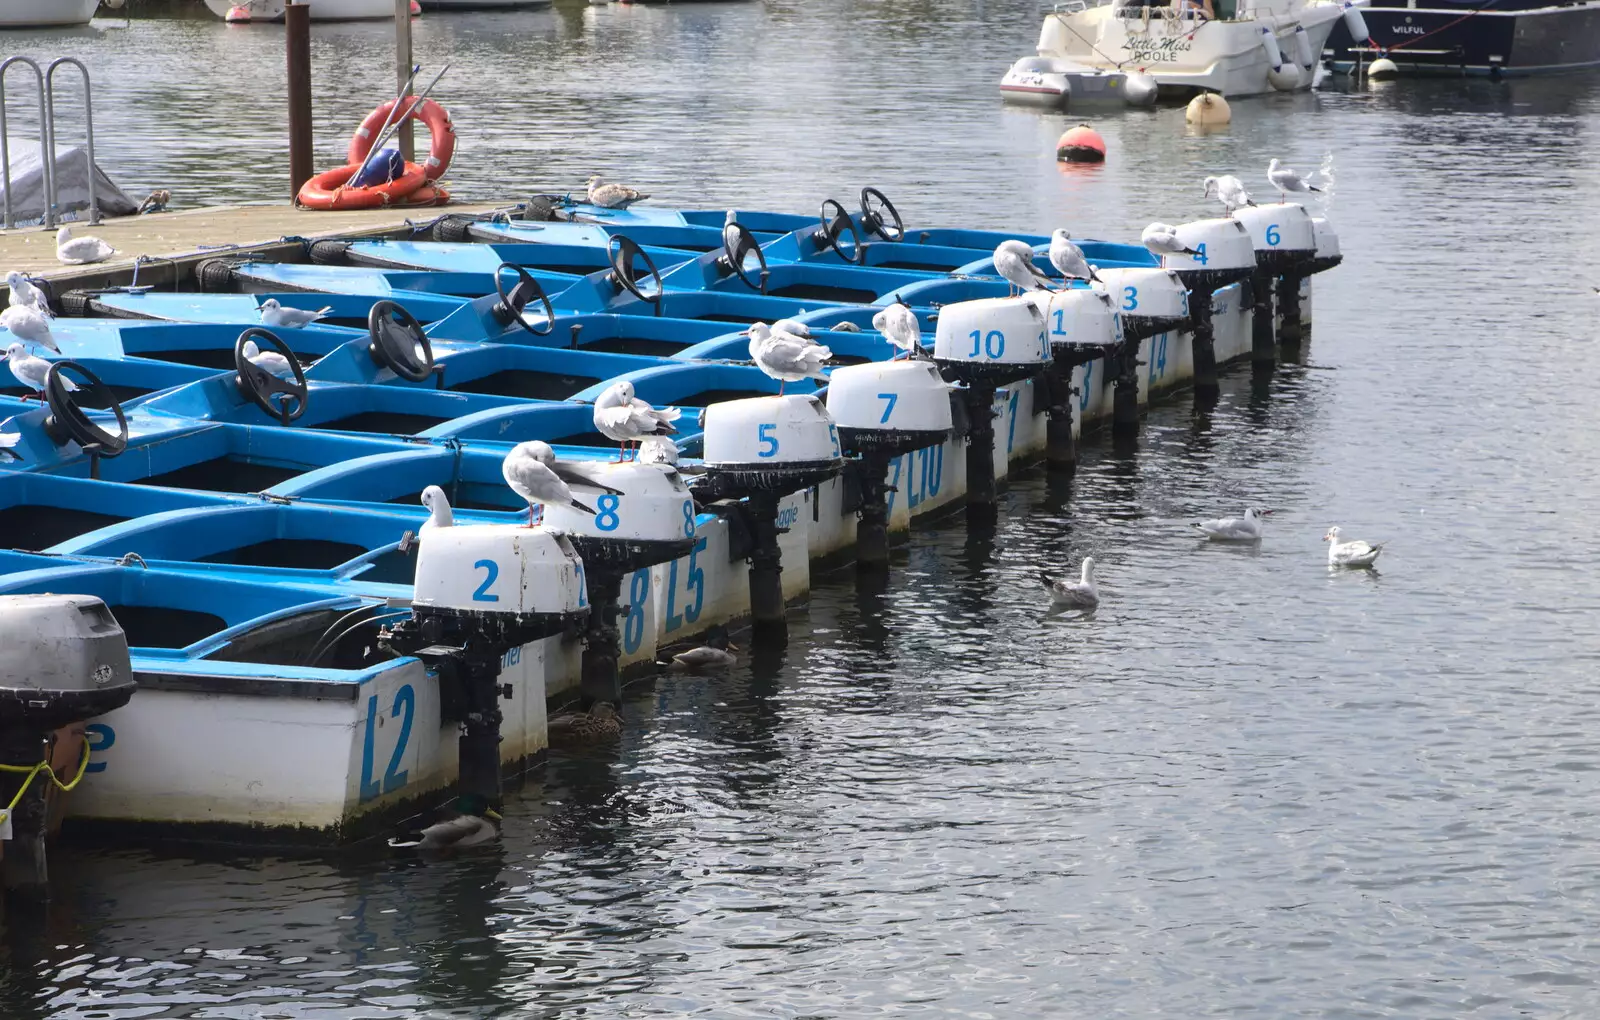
[666,627,738,671]
[0,303,59,353]
[593,380,681,461]
[1140,222,1201,266]
[1203,174,1256,214]
[0,431,20,461]
[259,298,332,329]
[636,434,680,466]
[1267,158,1321,200]
[6,272,50,316]
[1040,557,1099,611]
[871,300,922,359]
[746,321,831,394]
[56,226,115,266]
[1324,526,1382,568]
[241,338,295,378]
[830,321,862,333]
[1194,506,1270,542]
[419,485,454,534]
[586,176,649,210]
[1048,229,1098,283]
[993,239,1054,296]
[722,209,740,258]
[1,343,72,401]
[773,317,814,339]
[502,440,602,526]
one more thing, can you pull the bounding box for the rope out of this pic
[0,740,93,821]
[1369,0,1501,54]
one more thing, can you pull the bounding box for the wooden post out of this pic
[286,2,313,200]
[395,0,414,162]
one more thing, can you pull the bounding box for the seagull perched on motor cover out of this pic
[241,338,295,378]
[1267,159,1321,200]
[1048,229,1099,283]
[1040,557,1099,611]
[1203,175,1256,215]
[1194,506,1270,542]
[1324,526,1382,568]
[1,343,73,401]
[259,298,332,329]
[419,485,454,535]
[636,434,680,466]
[0,303,58,353]
[1141,223,1201,266]
[503,440,623,526]
[6,272,50,316]
[993,239,1054,296]
[593,380,681,461]
[747,321,831,394]
[871,300,922,359]
[586,176,649,209]
[56,226,115,266]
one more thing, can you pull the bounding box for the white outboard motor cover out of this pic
[1166,218,1256,273]
[413,526,586,615]
[541,461,696,542]
[702,394,843,468]
[1312,217,1341,260]
[1095,268,1190,320]
[932,296,1052,367]
[1033,286,1120,350]
[826,360,954,432]
[1235,204,1316,255]
[0,594,135,732]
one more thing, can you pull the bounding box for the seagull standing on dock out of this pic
[1048,230,1098,283]
[1203,174,1257,214]
[502,440,604,526]
[1324,526,1383,568]
[419,485,454,535]
[0,303,59,353]
[747,321,831,394]
[1140,222,1201,267]
[871,300,922,359]
[586,176,649,210]
[1267,159,1322,200]
[6,272,50,316]
[993,239,1054,296]
[593,380,681,461]
[56,226,115,266]
[259,298,333,329]
[241,337,296,378]
[1194,506,1270,542]
[1041,557,1099,611]
[0,343,72,401]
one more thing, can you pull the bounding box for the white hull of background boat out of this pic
[202,0,395,22]
[419,0,552,8]
[0,0,100,27]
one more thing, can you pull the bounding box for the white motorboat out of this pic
[202,0,395,21]
[1001,0,1371,107]
[0,0,100,27]
[419,0,552,8]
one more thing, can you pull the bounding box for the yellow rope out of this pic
[0,740,93,818]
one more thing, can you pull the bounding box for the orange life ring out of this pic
[296,162,427,211]
[402,184,451,207]
[348,97,456,182]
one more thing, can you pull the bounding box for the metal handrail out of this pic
[0,56,51,231]
[45,57,98,227]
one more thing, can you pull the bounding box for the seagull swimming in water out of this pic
[259,298,332,329]
[1040,557,1099,611]
[241,337,295,378]
[1140,222,1201,267]
[1324,526,1383,568]
[747,321,831,394]
[1203,175,1257,215]
[56,226,115,266]
[502,441,614,526]
[993,239,1054,296]
[871,300,922,359]
[6,272,50,316]
[1048,229,1098,283]
[1194,506,1270,542]
[1,343,72,401]
[586,176,649,209]
[593,380,681,460]
[0,302,58,353]
[419,485,454,534]
[1267,159,1321,200]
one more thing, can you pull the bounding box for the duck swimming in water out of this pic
[388,794,501,851]
[548,701,622,744]
[665,627,738,671]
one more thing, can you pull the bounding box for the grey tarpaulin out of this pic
[0,140,139,225]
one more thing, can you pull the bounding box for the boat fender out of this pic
[195,258,239,292]
[1122,73,1159,107]
[1268,63,1302,90]
[1056,124,1107,164]
[224,5,251,22]
[1290,24,1316,68]
[348,97,456,182]
[1258,26,1285,71]
[1341,0,1370,43]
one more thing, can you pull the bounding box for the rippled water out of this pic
[4,1,1600,1016]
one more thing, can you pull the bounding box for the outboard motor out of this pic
[1163,219,1257,394]
[695,395,844,642]
[383,526,588,810]
[541,462,697,704]
[1234,204,1317,359]
[932,296,1053,523]
[826,360,954,569]
[0,595,136,897]
[1033,286,1123,472]
[1092,268,1191,435]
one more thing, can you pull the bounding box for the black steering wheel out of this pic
[367,300,435,382]
[494,263,555,336]
[234,327,309,425]
[860,187,904,243]
[815,199,863,264]
[722,220,769,294]
[44,361,128,456]
[607,234,662,306]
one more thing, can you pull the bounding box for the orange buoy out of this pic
[296,162,428,211]
[1056,124,1107,164]
[348,97,456,182]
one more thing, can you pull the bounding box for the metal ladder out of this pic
[0,56,99,231]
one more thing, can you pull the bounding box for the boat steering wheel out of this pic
[494,263,555,336]
[860,187,904,243]
[367,300,435,383]
[43,361,128,456]
[815,199,863,264]
[607,234,663,307]
[234,327,309,425]
[722,221,769,294]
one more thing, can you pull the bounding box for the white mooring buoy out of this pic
[1186,93,1232,126]
[1368,57,1400,79]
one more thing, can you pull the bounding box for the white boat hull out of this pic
[0,0,100,27]
[202,0,395,22]
[419,0,552,8]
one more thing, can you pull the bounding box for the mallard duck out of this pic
[388,795,500,850]
[666,628,738,671]
[548,702,622,744]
